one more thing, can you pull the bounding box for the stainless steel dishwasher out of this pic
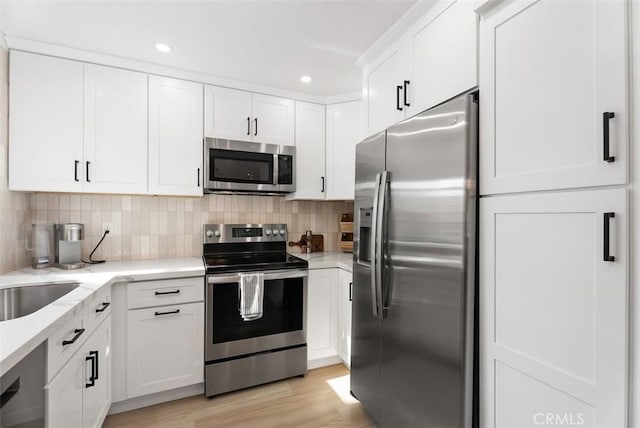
[0,342,45,428]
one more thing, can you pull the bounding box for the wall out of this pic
[0,41,31,274]
[30,193,353,261]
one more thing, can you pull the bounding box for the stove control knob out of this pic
[272,229,279,235]
[265,229,271,236]
[214,231,221,237]
[206,230,214,238]
[279,229,286,236]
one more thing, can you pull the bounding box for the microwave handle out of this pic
[273,154,279,186]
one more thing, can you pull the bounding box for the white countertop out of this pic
[294,251,353,272]
[0,257,204,377]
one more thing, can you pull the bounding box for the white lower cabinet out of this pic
[307,269,339,366]
[126,302,204,398]
[337,269,353,367]
[480,189,628,427]
[46,315,111,428]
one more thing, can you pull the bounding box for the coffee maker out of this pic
[27,224,56,269]
[55,223,85,270]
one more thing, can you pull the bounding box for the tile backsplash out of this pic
[30,193,354,262]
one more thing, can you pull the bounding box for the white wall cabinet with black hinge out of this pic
[204,85,295,146]
[478,0,627,195]
[148,76,204,197]
[9,51,148,194]
[480,189,627,428]
[288,100,362,201]
[362,0,477,138]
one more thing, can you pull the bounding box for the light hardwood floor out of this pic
[103,364,374,428]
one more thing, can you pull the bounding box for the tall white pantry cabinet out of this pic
[477,1,629,427]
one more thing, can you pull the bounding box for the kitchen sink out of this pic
[0,282,80,321]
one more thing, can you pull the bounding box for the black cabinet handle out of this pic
[349,282,353,302]
[90,350,99,380]
[247,117,251,135]
[403,80,411,107]
[62,328,85,346]
[85,353,96,388]
[0,377,20,409]
[603,112,615,163]
[86,161,91,182]
[74,160,80,182]
[396,85,403,111]
[95,302,110,313]
[155,289,180,295]
[321,176,325,193]
[604,212,615,262]
[155,309,180,316]
[197,168,201,187]
[254,118,258,136]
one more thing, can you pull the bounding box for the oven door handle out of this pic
[207,269,308,284]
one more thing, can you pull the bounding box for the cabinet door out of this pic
[290,101,326,200]
[204,85,253,141]
[480,189,627,427]
[408,0,477,116]
[307,269,339,365]
[148,76,204,196]
[127,302,204,398]
[326,101,362,200]
[479,0,627,195]
[251,94,295,146]
[337,270,353,367]
[84,65,148,194]
[82,316,111,428]
[9,51,84,192]
[46,347,84,428]
[364,44,410,136]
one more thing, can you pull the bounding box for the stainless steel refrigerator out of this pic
[350,91,478,427]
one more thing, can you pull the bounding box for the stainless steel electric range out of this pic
[203,223,309,397]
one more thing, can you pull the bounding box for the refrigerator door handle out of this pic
[377,171,391,318]
[370,172,382,317]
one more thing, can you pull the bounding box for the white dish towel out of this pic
[238,273,264,321]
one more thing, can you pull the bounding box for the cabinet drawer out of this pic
[47,311,86,382]
[127,277,204,309]
[84,285,112,333]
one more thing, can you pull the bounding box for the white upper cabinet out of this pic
[9,51,84,192]
[292,101,326,199]
[407,0,477,117]
[203,86,295,146]
[362,0,478,138]
[252,93,295,146]
[148,76,204,196]
[83,64,148,194]
[326,101,362,200]
[479,0,627,195]
[204,85,252,141]
[364,44,410,136]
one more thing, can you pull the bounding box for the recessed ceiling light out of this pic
[155,43,172,53]
[300,75,312,83]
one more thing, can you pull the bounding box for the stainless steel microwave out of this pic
[204,138,295,194]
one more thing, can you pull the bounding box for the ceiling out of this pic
[2,0,417,96]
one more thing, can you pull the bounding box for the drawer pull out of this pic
[155,309,180,316]
[604,212,615,262]
[85,351,97,388]
[155,289,180,295]
[62,328,85,346]
[95,302,110,313]
[603,112,615,163]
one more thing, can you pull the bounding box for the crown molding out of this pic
[324,91,362,105]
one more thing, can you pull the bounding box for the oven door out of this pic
[204,139,280,192]
[205,269,307,362]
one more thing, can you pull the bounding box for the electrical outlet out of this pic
[101,222,114,236]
